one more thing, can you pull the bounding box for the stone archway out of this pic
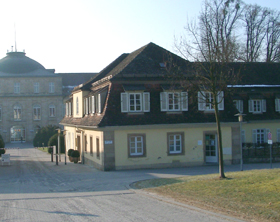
[10,125,25,143]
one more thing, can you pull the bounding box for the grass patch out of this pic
[37,147,49,153]
[133,169,280,222]
[37,147,65,154]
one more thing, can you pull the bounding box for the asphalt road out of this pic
[1,143,278,222]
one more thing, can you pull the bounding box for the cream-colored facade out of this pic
[64,123,239,170]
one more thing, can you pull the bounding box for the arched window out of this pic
[33,104,41,120]
[14,104,22,120]
[49,104,55,117]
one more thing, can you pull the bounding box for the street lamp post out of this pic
[235,113,246,171]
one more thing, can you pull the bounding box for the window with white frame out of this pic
[85,97,89,115]
[252,128,269,144]
[76,97,79,115]
[249,99,266,113]
[14,105,22,120]
[49,104,55,117]
[128,134,146,157]
[160,92,188,111]
[275,98,280,112]
[34,82,39,93]
[233,100,243,113]
[69,102,72,116]
[92,95,95,114]
[198,91,224,111]
[33,104,41,120]
[121,92,150,113]
[89,96,92,114]
[167,132,184,154]
[14,83,20,93]
[65,103,69,116]
[49,82,54,93]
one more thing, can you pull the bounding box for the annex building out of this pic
[60,42,280,170]
[0,49,93,143]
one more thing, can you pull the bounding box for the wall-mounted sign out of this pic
[105,140,113,145]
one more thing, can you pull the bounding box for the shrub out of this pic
[48,146,53,154]
[48,133,65,154]
[33,125,59,147]
[67,149,74,157]
[0,148,5,156]
[71,150,80,157]
[0,134,5,148]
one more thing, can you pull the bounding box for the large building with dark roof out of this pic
[61,42,280,171]
[0,50,94,143]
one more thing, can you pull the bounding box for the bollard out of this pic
[56,154,58,165]
[51,151,53,162]
[65,154,67,165]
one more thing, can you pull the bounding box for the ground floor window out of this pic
[167,132,184,155]
[96,137,100,159]
[90,136,93,156]
[128,134,146,157]
[252,129,268,144]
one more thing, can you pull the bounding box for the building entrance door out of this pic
[10,126,25,143]
[205,134,218,163]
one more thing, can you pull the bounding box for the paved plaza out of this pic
[1,142,279,222]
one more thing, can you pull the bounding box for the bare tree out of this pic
[265,10,280,62]
[242,4,270,62]
[175,0,242,178]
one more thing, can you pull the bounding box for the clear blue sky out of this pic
[0,0,279,73]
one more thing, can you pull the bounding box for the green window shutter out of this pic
[198,91,205,111]
[143,92,150,112]
[121,93,128,113]
[160,92,167,111]
[181,92,188,111]
[217,91,224,110]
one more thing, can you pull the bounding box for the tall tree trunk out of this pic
[214,97,226,178]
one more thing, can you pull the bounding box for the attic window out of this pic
[159,63,166,68]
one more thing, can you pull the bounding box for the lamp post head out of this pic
[234,113,246,122]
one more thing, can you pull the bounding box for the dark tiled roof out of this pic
[60,42,280,128]
[57,73,96,87]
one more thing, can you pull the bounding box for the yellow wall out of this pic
[114,126,233,168]
[242,122,280,143]
[64,126,104,166]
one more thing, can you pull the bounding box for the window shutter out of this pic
[239,100,243,113]
[89,97,92,113]
[92,96,95,114]
[198,92,205,111]
[217,91,224,110]
[143,92,150,112]
[252,129,257,143]
[98,94,101,114]
[160,92,167,111]
[181,92,188,111]
[248,100,253,113]
[121,93,128,112]
[275,99,280,112]
[262,99,266,112]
